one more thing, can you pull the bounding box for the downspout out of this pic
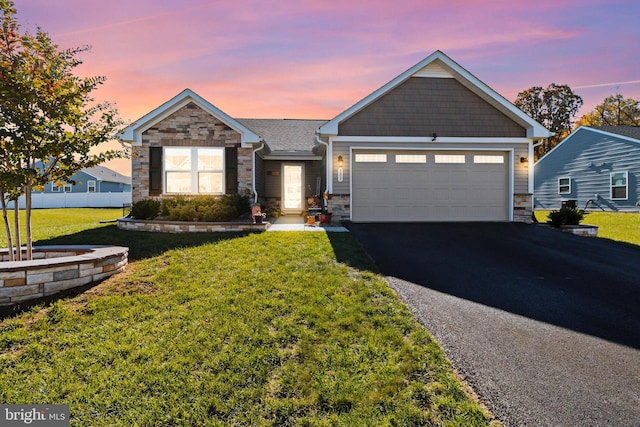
[315,134,330,211]
[316,131,331,192]
[252,142,264,204]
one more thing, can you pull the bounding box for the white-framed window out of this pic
[610,171,628,200]
[434,154,465,164]
[51,183,60,192]
[395,154,427,164]
[558,177,571,194]
[354,153,387,163]
[88,180,97,192]
[64,183,73,193]
[164,147,224,194]
[474,155,504,164]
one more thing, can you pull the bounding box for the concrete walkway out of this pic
[267,215,349,232]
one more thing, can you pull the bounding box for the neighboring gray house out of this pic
[120,50,551,223]
[39,165,132,194]
[534,126,640,211]
[10,165,133,209]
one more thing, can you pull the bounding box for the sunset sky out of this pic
[14,0,640,175]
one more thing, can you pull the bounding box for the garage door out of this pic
[351,150,509,222]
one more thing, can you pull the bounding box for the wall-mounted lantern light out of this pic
[338,155,343,167]
[520,156,528,167]
[337,155,344,182]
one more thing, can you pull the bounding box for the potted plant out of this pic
[251,204,267,224]
[318,192,332,224]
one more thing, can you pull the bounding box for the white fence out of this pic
[8,192,132,209]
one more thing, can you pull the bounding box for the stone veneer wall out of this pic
[132,102,253,203]
[327,195,350,224]
[0,246,128,306]
[117,218,269,233]
[328,193,533,224]
[513,193,533,224]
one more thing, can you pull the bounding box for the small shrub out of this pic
[547,206,587,227]
[159,195,187,218]
[130,199,161,220]
[264,204,283,219]
[159,194,251,222]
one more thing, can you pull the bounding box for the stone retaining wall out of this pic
[560,224,599,237]
[0,246,128,306]
[117,218,269,233]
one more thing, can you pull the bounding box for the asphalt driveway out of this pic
[346,222,640,427]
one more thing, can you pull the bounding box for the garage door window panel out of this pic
[474,155,504,164]
[396,154,427,164]
[435,154,466,164]
[355,153,387,163]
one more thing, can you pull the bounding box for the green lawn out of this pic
[534,210,640,246]
[0,208,121,247]
[0,209,496,426]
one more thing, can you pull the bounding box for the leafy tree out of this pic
[0,0,127,260]
[576,94,640,127]
[514,83,583,158]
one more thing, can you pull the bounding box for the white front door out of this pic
[282,164,304,214]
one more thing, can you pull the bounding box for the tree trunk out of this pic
[25,182,32,260]
[13,201,21,261]
[0,191,14,261]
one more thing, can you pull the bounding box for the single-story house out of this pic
[37,165,132,194]
[120,50,551,223]
[534,126,640,211]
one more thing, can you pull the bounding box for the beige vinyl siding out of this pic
[264,161,282,198]
[254,155,266,196]
[264,160,323,199]
[305,162,323,196]
[513,144,530,194]
[332,144,351,194]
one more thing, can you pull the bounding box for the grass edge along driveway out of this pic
[0,222,498,426]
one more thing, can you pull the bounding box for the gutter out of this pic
[252,142,265,204]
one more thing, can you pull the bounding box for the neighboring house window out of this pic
[558,177,571,194]
[164,147,224,194]
[64,183,73,193]
[88,180,97,192]
[51,183,60,192]
[610,171,628,200]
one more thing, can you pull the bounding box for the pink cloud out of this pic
[11,0,640,177]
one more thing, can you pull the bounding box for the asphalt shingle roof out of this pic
[83,165,132,185]
[237,119,328,153]
[592,126,640,140]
